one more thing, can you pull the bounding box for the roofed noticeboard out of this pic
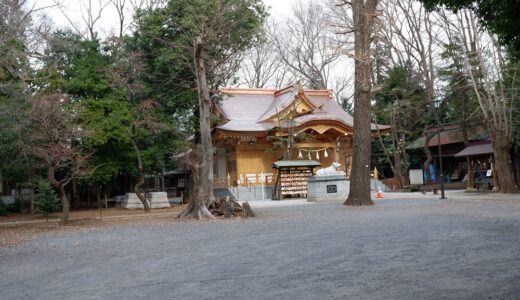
[272,160,321,200]
[272,160,321,169]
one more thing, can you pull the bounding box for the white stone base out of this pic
[149,192,171,208]
[307,175,349,203]
[121,192,171,209]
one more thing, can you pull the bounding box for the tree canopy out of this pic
[420,0,520,57]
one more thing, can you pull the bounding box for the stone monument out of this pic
[121,192,171,209]
[307,163,349,202]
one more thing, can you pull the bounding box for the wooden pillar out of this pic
[433,157,438,194]
[334,140,340,162]
[466,156,474,191]
[433,157,438,181]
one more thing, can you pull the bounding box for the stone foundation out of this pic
[307,175,349,202]
[121,192,171,209]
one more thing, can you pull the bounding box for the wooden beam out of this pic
[294,142,335,148]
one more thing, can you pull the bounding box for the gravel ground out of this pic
[1,197,520,299]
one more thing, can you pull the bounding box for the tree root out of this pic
[242,202,255,217]
[177,200,215,220]
[344,196,374,206]
[178,197,256,220]
[209,197,256,218]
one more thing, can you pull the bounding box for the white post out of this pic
[260,172,265,200]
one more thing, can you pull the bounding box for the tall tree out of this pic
[40,32,176,210]
[334,0,380,206]
[29,92,91,224]
[53,0,110,40]
[103,38,177,211]
[130,6,199,130]
[452,10,518,192]
[420,0,520,58]
[271,0,341,90]
[373,64,431,187]
[438,34,482,189]
[0,0,37,200]
[379,0,443,185]
[137,0,266,219]
[237,23,294,89]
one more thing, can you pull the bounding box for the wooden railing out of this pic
[214,172,275,188]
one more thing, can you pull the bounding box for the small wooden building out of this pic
[407,124,494,188]
[211,84,389,187]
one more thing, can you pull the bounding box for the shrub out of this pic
[0,200,7,216]
[35,180,59,221]
[8,198,24,213]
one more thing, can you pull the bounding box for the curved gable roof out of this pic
[216,85,389,133]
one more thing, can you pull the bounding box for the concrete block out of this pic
[307,175,349,203]
[149,192,171,208]
[121,192,171,209]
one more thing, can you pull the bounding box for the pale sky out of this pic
[263,0,294,17]
[32,0,301,37]
[29,0,351,94]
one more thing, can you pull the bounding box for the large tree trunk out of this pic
[72,178,79,209]
[194,36,215,207]
[59,189,70,225]
[130,133,151,212]
[345,0,379,206]
[48,166,70,225]
[178,35,215,219]
[490,133,517,193]
[178,163,214,219]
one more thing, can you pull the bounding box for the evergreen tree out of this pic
[0,0,34,192]
[372,64,431,186]
[0,199,7,216]
[133,0,267,218]
[34,179,60,221]
[38,32,179,211]
[438,40,482,131]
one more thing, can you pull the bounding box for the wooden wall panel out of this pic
[236,151,277,176]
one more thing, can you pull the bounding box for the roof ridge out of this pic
[219,86,333,98]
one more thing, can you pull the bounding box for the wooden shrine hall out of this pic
[211,84,390,188]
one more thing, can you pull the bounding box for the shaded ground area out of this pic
[1,197,520,299]
[0,206,184,224]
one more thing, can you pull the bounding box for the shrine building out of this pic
[211,84,390,187]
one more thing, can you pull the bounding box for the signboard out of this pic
[327,185,337,193]
[409,169,424,185]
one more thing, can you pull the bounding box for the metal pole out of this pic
[436,113,447,199]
